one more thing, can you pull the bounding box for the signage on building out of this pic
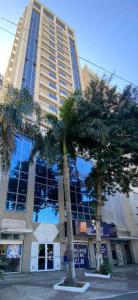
[6,245,22,259]
[76,221,117,238]
[74,244,89,268]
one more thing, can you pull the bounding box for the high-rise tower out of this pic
[4,0,82,115]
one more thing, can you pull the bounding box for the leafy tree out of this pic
[83,78,138,271]
[31,92,107,285]
[0,85,40,170]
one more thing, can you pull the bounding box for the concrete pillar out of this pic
[22,234,32,272]
[115,242,125,265]
[131,240,138,264]
[0,172,9,225]
[106,240,113,266]
[22,161,36,272]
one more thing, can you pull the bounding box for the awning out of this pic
[110,236,138,241]
[0,228,33,233]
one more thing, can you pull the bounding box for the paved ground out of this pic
[0,265,138,300]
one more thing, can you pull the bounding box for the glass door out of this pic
[38,244,45,270]
[47,244,54,270]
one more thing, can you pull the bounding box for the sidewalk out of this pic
[0,265,138,300]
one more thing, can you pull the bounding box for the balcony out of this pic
[42,35,55,51]
[40,69,57,85]
[40,59,56,74]
[59,80,73,93]
[39,88,58,104]
[58,71,72,85]
[40,77,57,92]
[41,52,56,65]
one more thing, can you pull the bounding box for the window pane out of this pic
[8,178,18,193]
[6,193,16,203]
[39,244,45,256]
[35,183,46,198]
[36,164,46,177]
[17,194,26,204]
[16,203,26,211]
[6,202,16,211]
[18,180,27,194]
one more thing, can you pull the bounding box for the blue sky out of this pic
[0,0,138,89]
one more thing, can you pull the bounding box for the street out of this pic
[0,265,138,300]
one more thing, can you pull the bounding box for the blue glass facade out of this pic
[22,9,40,96]
[70,157,95,221]
[69,38,81,90]
[33,158,59,223]
[6,136,32,211]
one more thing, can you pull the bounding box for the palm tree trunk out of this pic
[63,137,75,285]
[96,180,103,272]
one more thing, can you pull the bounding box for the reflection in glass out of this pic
[6,136,32,212]
[69,156,94,221]
[33,159,59,224]
[33,206,59,223]
[47,244,53,269]
[38,258,45,270]
[39,244,45,256]
[0,244,22,272]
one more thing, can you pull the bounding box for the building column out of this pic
[106,240,113,266]
[130,240,138,264]
[22,161,36,272]
[0,172,9,227]
[115,242,125,265]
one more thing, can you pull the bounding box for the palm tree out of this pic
[31,92,107,285]
[0,85,40,170]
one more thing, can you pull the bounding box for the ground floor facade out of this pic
[0,227,138,273]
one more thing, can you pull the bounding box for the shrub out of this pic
[100,261,112,275]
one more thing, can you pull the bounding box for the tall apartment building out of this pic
[4,0,81,114]
[0,1,138,274]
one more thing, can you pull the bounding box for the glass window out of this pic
[49,55,55,62]
[21,9,40,96]
[49,62,56,70]
[6,136,32,212]
[49,93,57,100]
[48,71,56,79]
[49,82,56,89]
[0,244,22,272]
[33,1,41,10]
[49,105,57,113]
[69,157,94,222]
[59,62,65,69]
[59,70,66,77]
[43,9,54,20]
[60,99,64,105]
[59,79,66,86]
[69,38,81,91]
[33,159,59,223]
[60,89,67,96]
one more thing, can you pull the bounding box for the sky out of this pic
[0,0,138,90]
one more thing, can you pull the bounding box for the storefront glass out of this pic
[74,243,89,268]
[0,244,22,272]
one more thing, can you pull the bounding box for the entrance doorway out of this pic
[124,242,132,264]
[38,244,54,271]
